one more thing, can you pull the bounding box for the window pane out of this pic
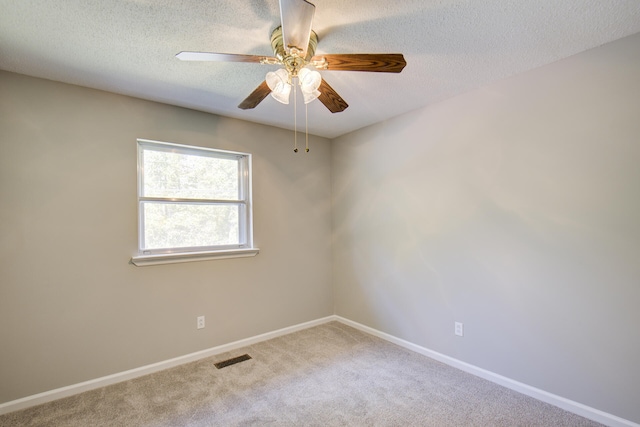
[142,149,239,200]
[142,203,240,249]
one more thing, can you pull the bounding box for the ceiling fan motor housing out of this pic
[270,26,319,76]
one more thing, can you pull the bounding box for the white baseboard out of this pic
[335,316,639,427]
[2,314,637,427]
[0,315,336,416]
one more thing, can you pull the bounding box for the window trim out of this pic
[131,139,258,266]
[130,247,259,266]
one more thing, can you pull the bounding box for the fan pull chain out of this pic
[293,82,298,153]
[305,103,309,152]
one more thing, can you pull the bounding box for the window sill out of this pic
[130,248,259,266]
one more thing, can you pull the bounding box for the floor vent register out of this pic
[214,354,252,369]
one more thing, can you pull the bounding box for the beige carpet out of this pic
[0,322,603,426]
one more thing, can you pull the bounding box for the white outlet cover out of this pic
[455,322,464,337]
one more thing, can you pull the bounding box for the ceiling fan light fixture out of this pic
[302,88,321,104]
[266,68,292,104]
[299,68,321,90]
[298,67,322,104]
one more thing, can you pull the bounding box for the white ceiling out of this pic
[2,0,640,139]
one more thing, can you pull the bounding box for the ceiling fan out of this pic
[176,0,407,113]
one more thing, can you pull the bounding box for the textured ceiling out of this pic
[1,0,640,138]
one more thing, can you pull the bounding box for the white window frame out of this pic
[131,139,258,266]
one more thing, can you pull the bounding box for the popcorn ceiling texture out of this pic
[1,0,639,138]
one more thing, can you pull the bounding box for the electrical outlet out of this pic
[454,322,464,337]
[197,316,205,329]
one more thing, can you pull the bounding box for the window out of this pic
[131,139,258,266]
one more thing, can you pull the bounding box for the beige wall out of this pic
[332,33,640,423]
[0,71,333,403]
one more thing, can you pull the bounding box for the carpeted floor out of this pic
[0,321,603,426]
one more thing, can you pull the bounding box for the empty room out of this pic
[1,0,639,426]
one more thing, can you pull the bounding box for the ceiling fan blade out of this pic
[317,79,348,113]
[279,0,315,57]
[312,54,407,73]
[238,81,272,110]
[176,52,277,63]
